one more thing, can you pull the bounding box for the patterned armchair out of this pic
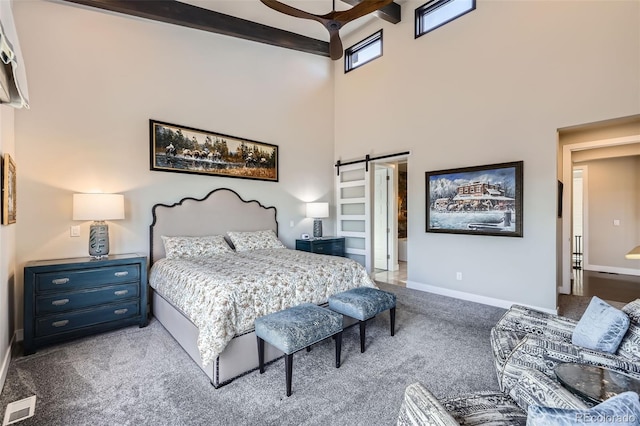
[397,368,589,426]
[491,299,640,392]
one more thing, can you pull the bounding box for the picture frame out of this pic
[150,120,278,182]
[425,161,523,237]
[2,153,16,225]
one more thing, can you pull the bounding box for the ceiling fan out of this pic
[260,0,393,60]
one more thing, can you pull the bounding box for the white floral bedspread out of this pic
[149,248,376,365]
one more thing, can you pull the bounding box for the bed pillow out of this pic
[227,230,285,252]
[161,235,233,259]
[571,296,629,353]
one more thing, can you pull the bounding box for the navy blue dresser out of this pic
[295,237,345,257]
[23,253,148,355]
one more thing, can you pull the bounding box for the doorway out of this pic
[560,129,640,295]
[373,160,408,286]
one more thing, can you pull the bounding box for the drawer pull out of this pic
[51,299,70,306]
[52,320,69,327]
[114,290,129,296]
[114,271,129,277]
[52,278,70,285]
[114,308,128,315]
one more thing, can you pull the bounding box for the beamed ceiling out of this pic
[60,0,402,58]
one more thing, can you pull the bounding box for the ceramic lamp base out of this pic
[89,221,110,259]
[313,219,323,238]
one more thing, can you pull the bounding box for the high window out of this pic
[415,0,475,38]
[345,30,383,73]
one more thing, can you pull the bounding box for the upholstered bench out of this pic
[255,303,343,397]
[328,287,396,353]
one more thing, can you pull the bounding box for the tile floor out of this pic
[373,261,407,287]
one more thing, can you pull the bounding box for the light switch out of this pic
[70,225,80,237]
[613,219,620,226]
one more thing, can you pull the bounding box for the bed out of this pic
[148,188,375,387]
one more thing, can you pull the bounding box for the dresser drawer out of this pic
[36,264,140,292]
[35,301,140,337]
[313,241,343,254]
[35,283,140,315]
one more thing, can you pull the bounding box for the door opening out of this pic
[373,160,408,286]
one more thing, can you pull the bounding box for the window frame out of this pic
[344,29,383,73]
[415,0,476,39]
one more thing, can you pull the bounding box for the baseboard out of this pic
[0,333,15,395]
[583,264,640,277]
[406,280,557,315]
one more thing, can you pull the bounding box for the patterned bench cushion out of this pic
[328,287,396,321]
[254,303,343,354]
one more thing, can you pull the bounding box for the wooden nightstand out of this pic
[295,237,345,257]
[23,253,148,355]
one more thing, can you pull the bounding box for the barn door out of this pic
[336,162,372,272]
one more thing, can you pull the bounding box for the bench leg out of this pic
[390,307,396,336]
[285,353,293,397]
[335,331,342,368]
[359,320,366,353]
[257,337,265,374]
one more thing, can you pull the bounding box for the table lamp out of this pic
[306,202,329,238]
[73,193,125,258]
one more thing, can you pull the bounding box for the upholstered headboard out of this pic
[149,188,278,264]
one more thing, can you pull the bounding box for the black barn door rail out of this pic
[334,151,410,176]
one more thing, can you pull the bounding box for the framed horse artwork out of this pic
[149,119,279,182]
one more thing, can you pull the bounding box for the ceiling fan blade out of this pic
[259,0,324,23]
[332,0,394,24]
[329,29,344,60]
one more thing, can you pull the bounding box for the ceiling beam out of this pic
[341,0,402,24]
[61,0,331,57]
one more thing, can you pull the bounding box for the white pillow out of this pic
[161,235,233,259]
[227,230,285,252]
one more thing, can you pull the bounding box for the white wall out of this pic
[334,0,640,310]
[12,1,334,328]
[0,105,16,393]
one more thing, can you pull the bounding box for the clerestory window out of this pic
[344,30,383,73]
[415,0,475,38]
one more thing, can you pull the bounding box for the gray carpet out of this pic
[1,283,506,425]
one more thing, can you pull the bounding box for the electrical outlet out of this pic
[613,219,620,226]
[456,272,462,281]
[70,225,80,237]
[290,220,294,228]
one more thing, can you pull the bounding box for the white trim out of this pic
[406,280,558,314]
[339,180,365,189]
[345,248,366,256]
[579,165,589,270]
[561,134,640,294]
[583,264,640,277]
[0,333,15,394]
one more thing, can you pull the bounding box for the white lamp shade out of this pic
[306,202,329,219]
[73,193,125,221]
